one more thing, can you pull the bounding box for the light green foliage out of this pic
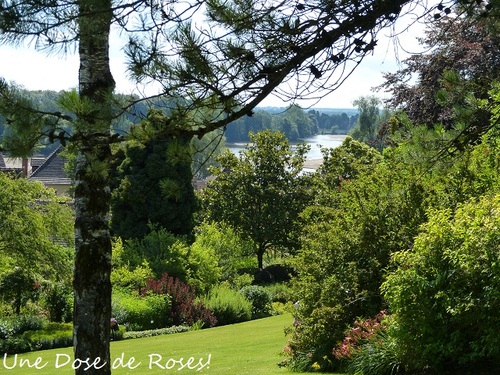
[315,136,382,202]
[122,226,190,280]
[188,231,223,294]
[114,226,222,294]
[383,194,500,372]
[191,222,256,283]
[112,289,171,331]
[0,175,74,315]
[202,285,252,326]
[111,262,153,294]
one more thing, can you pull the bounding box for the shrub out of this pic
[263,283,293,304]
[239,285,271,319]
[331,311,403,374]
[22,322,73,351]
[112,289,171,331]
[145,274,216,328]
[0,315,46,339]
[123,325,189,339]
[42,282,73,323]
[382,195,500,373]
[203,285,252,326]
[0,337,31,354]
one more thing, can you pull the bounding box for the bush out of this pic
[263,283,293,304]
[0,337,31,354]
[382,195,500,373]
[112,289,171,331]
[203,285,252,326]
[0,315,46,339]
[43,282,73,323]
[239,285,271,319]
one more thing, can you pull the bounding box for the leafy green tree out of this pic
[0,174,74,316]
[350,96,382,143]
[314,136,382,203]
[0,0,467,371]
[273,105,318,141]
[288,149,428,371]
[202,130,313,269]
[0,267,38,315]
[0,174,74,278]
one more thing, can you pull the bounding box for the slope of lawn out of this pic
[1,314,339,374]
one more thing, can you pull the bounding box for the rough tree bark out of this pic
[73,1,115,374]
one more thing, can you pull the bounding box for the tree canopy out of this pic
[201,130,313,269]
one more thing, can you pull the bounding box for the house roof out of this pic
[0,153,5,169]
[28,147,71,185]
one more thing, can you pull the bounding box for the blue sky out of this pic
[0,6,427,109]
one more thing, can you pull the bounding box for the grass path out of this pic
[1,314,303,374]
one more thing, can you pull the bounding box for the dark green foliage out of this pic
[0,268,39,315]
[202,285,252,326]
[42,282,73,323]
[22,323,73,351]
[0,337,31,354]
[0,316,45,339]
[0,321,73,354]
[111,111,197,240]
[253,264,293,284]
[202,130,313,269]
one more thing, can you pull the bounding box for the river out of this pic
[226,133,347,170]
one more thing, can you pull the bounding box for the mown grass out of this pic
[1,314,342,374]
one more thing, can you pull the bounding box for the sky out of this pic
[0,4,430,109]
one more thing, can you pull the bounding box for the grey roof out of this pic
[0,153,5,169]
[29,147,71,185]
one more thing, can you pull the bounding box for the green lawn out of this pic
[1,314,341,374]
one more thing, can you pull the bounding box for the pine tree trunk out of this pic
[73,1,115,374]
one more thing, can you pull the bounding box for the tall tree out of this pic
[378,6,500,143]
[201,130,312,269]
[0,0,478,373]
[350,95,382,143]
[111,111,197,240]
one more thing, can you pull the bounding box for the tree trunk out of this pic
[257,244,266,270]
[73,1,115,374]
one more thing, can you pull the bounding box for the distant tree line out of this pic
[0,92,359,156]
[225,104,359,143]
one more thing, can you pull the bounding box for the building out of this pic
[0,147,72,195]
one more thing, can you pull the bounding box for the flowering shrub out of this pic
[333,310,388,361]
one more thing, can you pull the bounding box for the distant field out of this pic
[1,314,341,375]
